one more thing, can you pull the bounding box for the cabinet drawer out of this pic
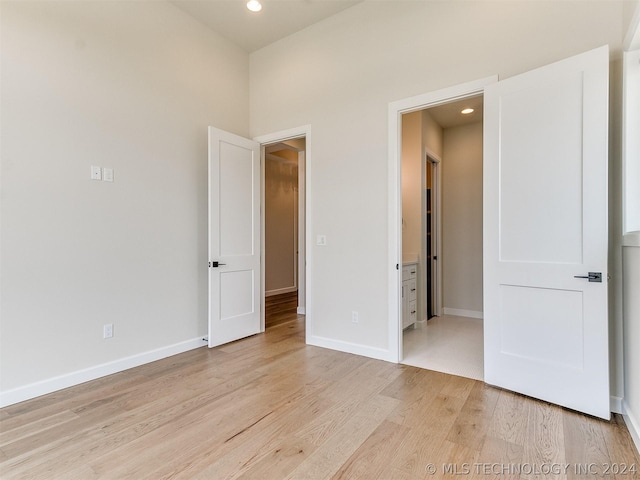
[402,265,417,281]
[408,279,417,301]
[408,300,417,322]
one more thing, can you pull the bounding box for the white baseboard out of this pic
[0,337,207,408]
[297,306,306,314]
[611,395,624,414]
[265,286,297,297]
[306,335,395,363]
[622,400,640,455]
[443,308,483,319]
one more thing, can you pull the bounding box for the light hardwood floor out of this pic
[1,309,639,479]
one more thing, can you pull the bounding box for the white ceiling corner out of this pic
[170,0,363,53]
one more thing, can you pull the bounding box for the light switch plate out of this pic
[103,168,114,182]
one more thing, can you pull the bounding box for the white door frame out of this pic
[297,150,306,314]
[388,76,497,363]
[422,150,442,319]
[254,125,311,341]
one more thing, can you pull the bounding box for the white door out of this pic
[208,127,261,347]
[483,46,610,419]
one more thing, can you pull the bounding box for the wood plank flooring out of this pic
[266,291,299,328]
[1,308,639,479]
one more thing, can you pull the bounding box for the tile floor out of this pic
[402,314,484,381]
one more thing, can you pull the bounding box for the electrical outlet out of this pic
[351,311,359,324]
[103,324,113,339]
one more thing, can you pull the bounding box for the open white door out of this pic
[208,127,261,347]
[484,46,610,419]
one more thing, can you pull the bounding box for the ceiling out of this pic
[426,95,484,129]
[169,1,484,126]
[170,0,363,53]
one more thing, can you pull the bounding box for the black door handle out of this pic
[574,272,602,282]
[209,261,226,268]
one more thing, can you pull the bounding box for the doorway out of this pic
[396,91,487,381]
[264,140,306,329]
[391,48,609,418]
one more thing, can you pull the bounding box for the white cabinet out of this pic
[402,262,417,329]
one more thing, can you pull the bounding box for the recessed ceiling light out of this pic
[247,0,262,12]
[461,108,474,115]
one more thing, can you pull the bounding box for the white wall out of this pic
[0,1,249,400]
[442,122,483,315]
[250,0,627,379]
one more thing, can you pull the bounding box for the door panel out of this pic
[220,270,255,319]
[220,141,255,256]
[499,72,584,264]
[484,46,609,419]
[499,285,584,369]
[209,127,261,347]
